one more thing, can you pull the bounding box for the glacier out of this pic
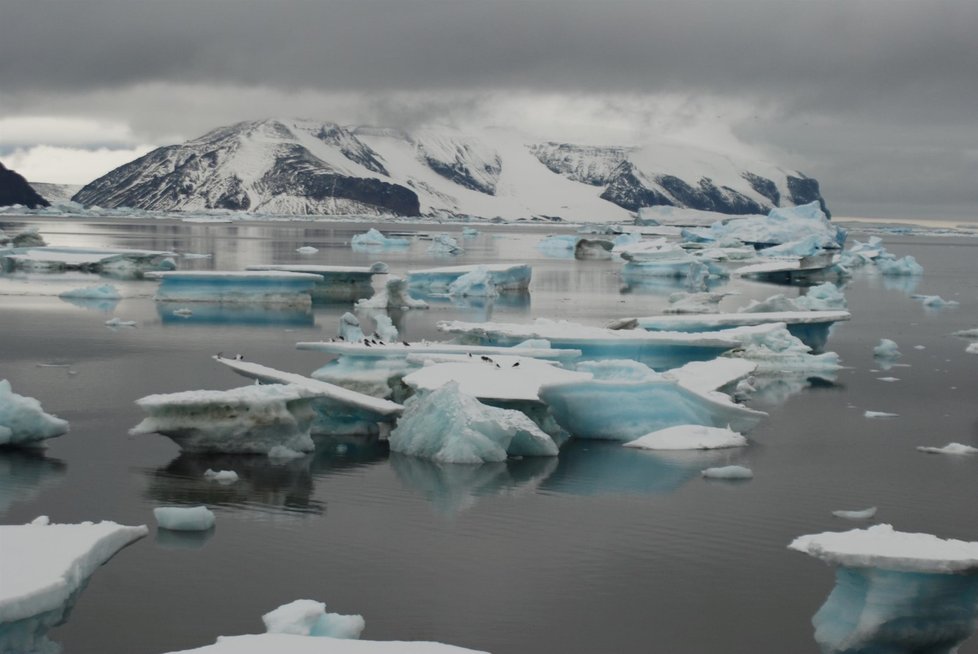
[130,384,323,454]
[407,263,532,293]
[148,271,321,306]
[0,517,147,654]
[262,600,365,640]
[389,382,558,463]
[789,524,978,654]
[246,263,388,301]
[0,379,70,447]
[154,506,216,531]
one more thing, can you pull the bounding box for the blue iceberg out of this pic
[407,263,532,293]
[246,263,388,301]
[0,380,70,447]
[148,271,320,306]
[350,228,410,250]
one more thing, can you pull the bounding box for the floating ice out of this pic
[0,226,46,248]
[262,600,364,640]
[701,465,753,479]
[130,384,322,454]
[148,271,320,306]
[684,202,845,249]
[268,445,307,461]
[0,246,176,276]
[832,507,878,520]
[204,469,240,484]
[350,228,410,249]
[916,443,978,455]
[447,266,498,298]
[389,382,557,463]
[0,517,147,652]
[162,633,486,653]
[105,317,137,328]
[58,284,121,301]
[371,313,399,342]
[0,379,69,447]
[876,376,899,382]
[873,338,901,359]
[574,238,614,260]
[402,357,589,403]
[725,324,842,374]
[295,246,319,254]
[758,234,827,258]
[173,307,193,317]
[952,328,978,339]
[154,506,215,531]
[407,263,531,293]
[339,312,366,342]
[864,411,898,418]
[876,254,924,276]
[789,525,978,653]
[536,234,579,256]
[664,291,732,314]
[624,425,747,451]
[462,227,479,238]
[427,233,463,255]
[356,275,428,310]
[838,237,884,268]
[738,282,848,313]
[912,294,959,309]
[246,264,387,302]
[734,253,840,282]
[968,342,978,355]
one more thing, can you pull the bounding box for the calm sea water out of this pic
[1,216,976,654]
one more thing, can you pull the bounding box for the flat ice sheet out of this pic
[246,265,383,276]
[165,633,488,654]
[296,341,581,362]
[789,524,978,573]
[622,310,851,330]
[402,359,591,402]
[663,359,758,394]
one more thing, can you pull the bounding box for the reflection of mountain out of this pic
[390,453,557,516]
[0,449,67,513]
[156,301,314,327]
[142,437,388,515]
[540,440,741,496]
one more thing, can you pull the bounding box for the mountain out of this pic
[73,119,828,221]
[0,163,50,209]
[29,182,83,205]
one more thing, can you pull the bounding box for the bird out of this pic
[467,352,472,357]
[480,355,493,363]
[512,362,520,368]
[337,336,345,341]
[402,341,410,347]
[495,363,501,368]
[363,341,372,347]
[217,352,223,359]
[234,354,244,360]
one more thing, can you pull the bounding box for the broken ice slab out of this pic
[245,262,388,301]
[146,270,321,306]
[789,525,978,654]
[406,263,532,293]
[683,201,847,249]
[162,633,488,654]
[734,253,840,284]
[0,379,70,447]
[350,228,411,250]
[402,357,590,403]
[537,359,766,440]
[0,246,176,277]
[214,357,403,437]
[0,517,147,653]
[156,301,314,327]
[436,318,769,370]
[610,310,851,352]
[130,383,326,454]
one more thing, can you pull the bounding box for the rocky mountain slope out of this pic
[0,163,50,209]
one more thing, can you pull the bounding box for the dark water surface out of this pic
[1,217,976,653]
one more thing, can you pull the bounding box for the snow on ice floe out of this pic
[864,411,898,418]
[147,271,321,306]
[624,425,747,451]
[0,379,69,447]
[154,506,215,531]
[389,382,558,463]
[701,465,753,480]
[262,599,364,640]
[351,228,410,249]
[0,517,147,652]
[407,263,531,294]
[873,338,901,360]
[876,254,924,276]
[356,275,428,310]
[130,384,323,455]
[737,282,847,312]
[164,633,486,654]
[832,507,878,520]
[427,233,463,255]
[402,357,589,403]
[789,525,978,653]
[204,469,239,484]
[916,443,978,455]
[911,294,959,309]
[246,263,387,301]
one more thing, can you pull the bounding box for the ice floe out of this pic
[147,271,321,306]
[295,246,319,254]
[246,263,388,301]
[916,443,978,455]
[701,465,754,480]
[204,469,239,484]
[738,282,848,312]
[356,275,428,310]
[832,507,878,520]
[864,411,898,418]
[163,633,486,653]
[105,317,137,328]
[350,228,410,249]
[682,202,845,249]
[0,246,176,276]
[663,291,733,314]
[262,600,364,640]
[912,294,959,309]
[624,425,747,450]
[407,263,531,293]
[873,338,901,360]
[0,379,69,447]
[427,233,463,255]
[876,255,924,276]
[154,506,216,531]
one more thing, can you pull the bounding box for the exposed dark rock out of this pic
[529,143,632,186]
[315,125,389,176]
[0,163,50,209]
[741,171,781,206]
[787,175,831,218]
[600,162,674,211]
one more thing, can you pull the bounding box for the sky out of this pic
[1,0,976,220]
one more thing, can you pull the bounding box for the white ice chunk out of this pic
[350,229,410,248]
[389,382,558,463]
[624,425,747,450]
[0,379,69,446]
[832,507,878,520]
[154,506,215,531]
[685,202,845,248]
[427,234,463,255]
[967,342,978,355]
[664,291,732,314]
[163,633,487,653]
[725,324,841,373]
[701,465,754,479]
[873,338,901,359]
[295,246,318,254]
[864,411,898,418]
[447,266,498,298]
[105,317,137,327]
[876,255,924,276]
[916,443,978,455]
[0,518,147,628]
[58,284,121,300]
[203,469,240,484]
[262,599,364,640]
[912,294,959,309]
[407,263,531,293]
[356,276,428,310]
[339,312,366,342]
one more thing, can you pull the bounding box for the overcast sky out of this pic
[1,0,976,219]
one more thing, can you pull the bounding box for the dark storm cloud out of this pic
[2,0,977,113]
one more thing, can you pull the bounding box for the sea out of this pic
[0,215,976,654]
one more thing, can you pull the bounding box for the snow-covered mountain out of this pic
[73,119,828,221]
[0,163,49,209]
[29,182,83,205]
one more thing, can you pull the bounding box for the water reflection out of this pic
[541,440,741,496]
[390,453,558,516]
[155,527,215,550]
[741,374,842,407]
[156,301,315,327]
[620,275,726,296]
[58,295,120,313]
[0,449,66,513]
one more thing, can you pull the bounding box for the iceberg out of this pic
[246,263,388,301]
[832,507,878,520]
[427,233,463,255]
[130,384,324,454]
[873,338,901,359]
[58,283,121,301]
[163,634,487,653]
[154,506,216,531]
[876,254,924,276]
[757,234,827,258]
[389,382,558,463]
[968,342,978,355]
[574,238,614,260]
[0,450,65,513]
[462,227,479,238]
[624,425,747,450]
[355,275,428,310]
[738,282,848,312]
[448,266,498,298]
[407,263,531,293]
[204,469,239,484]
[538,359,765,440]
[685,201,845,249]
[0,246,176,276]
[701,465,754,479]
[295,246,318,254]
[0,517,147,653]
[339,312,367,343]
[916,443,978,455]
[350,228,410,249]
[402,357,589,403]
[912,294,959,309]
[147,271,321,306]
[865,410,898,418]
[0,226,45,248]
[262,600,364,640]
[789,524,978,654]
[724,324,842,374]
[734,253,841,284]
[663,291,733,314]
[536,234,580,257]
[0,379,69,447]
